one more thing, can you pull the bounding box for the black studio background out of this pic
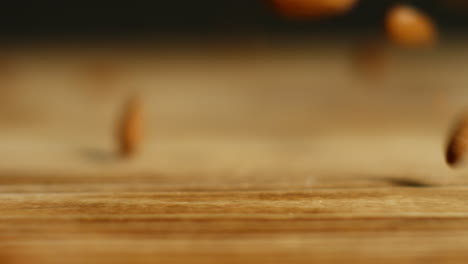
[0,1,465,41]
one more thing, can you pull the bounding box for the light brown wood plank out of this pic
[0,42,467,263]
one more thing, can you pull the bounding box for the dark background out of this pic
[0,1,465,41]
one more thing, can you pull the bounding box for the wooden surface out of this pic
[1,41,468,263]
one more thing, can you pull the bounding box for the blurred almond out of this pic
[353,39,388,80]
[446,114,468,167]
[385,5,437,47]
[86,56,121,96]
[118,96,143,158]
[269,0,358,19]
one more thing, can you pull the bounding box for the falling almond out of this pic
[385,5,437,47]
[87,57,121,96]
[269,0,358,19]
[352,39,388,80]
[118,96,143,158]
[445,114,468,167]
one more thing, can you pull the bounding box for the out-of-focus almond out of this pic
[118,96,143,158]
[385,5,437,47]
[353,39,388,80]
[269,0,358,19]
[446,114,468,167]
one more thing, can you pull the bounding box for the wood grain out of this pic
[0,42,467,263]
[2,187,468,264]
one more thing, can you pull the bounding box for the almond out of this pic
[118,96,143,158]
[269,0,358,19]
[446,114,468,167]
[385,5,437,47]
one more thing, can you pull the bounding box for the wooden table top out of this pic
[0,41,468,263]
